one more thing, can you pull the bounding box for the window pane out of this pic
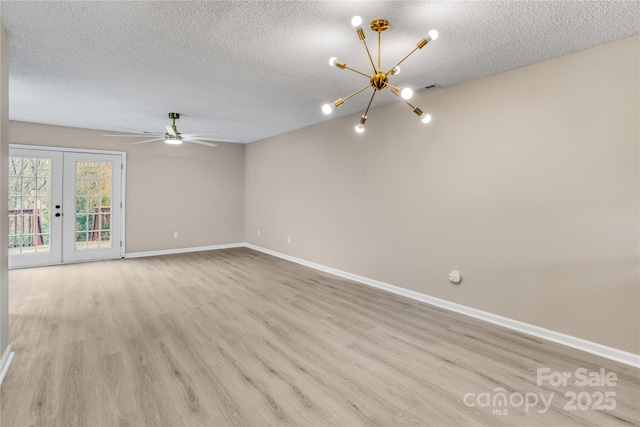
[76,162,88,178]
[75,232,87,250]
[9,177,20,196]
[76,179,88,196]
[88,163,100,179]
[35,235,50,253]
[9,158,21,176]
[22,197,35,210]
[22,159,36,177]
[76,215,88,232]
[8,155,56,256]
[100,231,111,248]
[9,197,20,211]
[101,162,112,179]
[36,158,51,177]
[37,196,50,212]
[88,197,100,212]
[8,216,20,236]
[35,177,50,196]
[101,214,111,230]
[89,180,101,196]
[22,178,36,195]
[76,197,87,214]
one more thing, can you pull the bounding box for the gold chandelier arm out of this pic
[343,65,372,79]
[386,46,419,75]
[363,88,378,118]
[386,82,400,92]
[357,29,377,72]
[378,30,381,70]
[342,83,374,103]
[386,38,428,75]
[387,86,429,121]
[387,86,418,110]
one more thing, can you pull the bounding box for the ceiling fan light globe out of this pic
[165,137,183,145]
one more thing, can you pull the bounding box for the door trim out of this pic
[8,144,126,265]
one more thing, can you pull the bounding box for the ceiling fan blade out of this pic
[131,138,165,145]
[114,126,158,135]
[184,136,236,143]
[103,133,163,138]
[165,125,176,136]
[184,139,218,148]
[181,131,234,139]
[181,132,216,138]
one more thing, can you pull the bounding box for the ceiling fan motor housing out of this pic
[168,112,180,120]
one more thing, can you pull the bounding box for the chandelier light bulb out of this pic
[322,103,335,115]
[351,16,363,28]
[400,87,414,100]
[427,29,439,41]
[420,113,432,123]
[329,57,338,67]
[393,66,400,75]
[355,115,367,133]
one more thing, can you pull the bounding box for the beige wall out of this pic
[246,36,640,354]
[9,122,246,253]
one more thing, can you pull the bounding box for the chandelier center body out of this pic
[370,19,389,32]
[370,71,388,90]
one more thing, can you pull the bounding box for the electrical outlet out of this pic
[173,232,179,239]
[448,270,461,284]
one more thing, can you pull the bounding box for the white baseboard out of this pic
[125,243,245,259]
[0,345,15,386]
[245,243,640,369]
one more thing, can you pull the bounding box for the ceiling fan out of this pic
[103,113,235,147]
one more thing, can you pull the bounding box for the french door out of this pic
[8,148,123,268]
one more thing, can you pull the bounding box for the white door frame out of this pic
[9,145,126,267]
[62,152,123,263]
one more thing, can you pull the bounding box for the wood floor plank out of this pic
[1,247,639,426]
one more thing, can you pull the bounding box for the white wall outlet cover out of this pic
[449,270,461,284]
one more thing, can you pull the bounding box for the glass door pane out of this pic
[8,149,63,268]
[74,160,113,251]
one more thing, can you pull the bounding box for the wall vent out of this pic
[414,83,442,95]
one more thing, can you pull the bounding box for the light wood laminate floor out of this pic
[1,248,639,426]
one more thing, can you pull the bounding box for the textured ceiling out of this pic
[1,1,639,143]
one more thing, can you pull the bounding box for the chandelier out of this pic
[322,16,438,133]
